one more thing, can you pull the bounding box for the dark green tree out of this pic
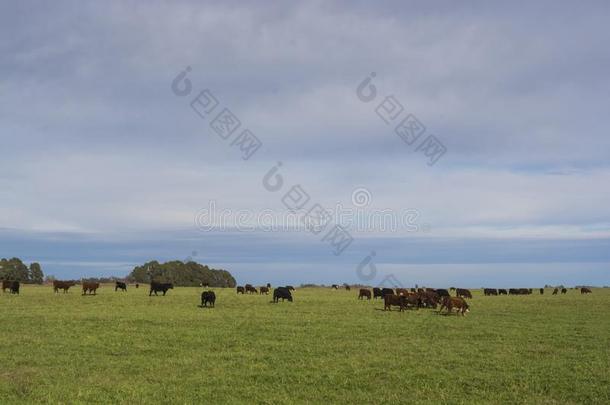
[29,262,44,284]
[127,260,236,287]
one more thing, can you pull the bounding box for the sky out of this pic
[1,1,609,286]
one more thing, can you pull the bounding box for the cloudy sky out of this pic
[1,1,609,286]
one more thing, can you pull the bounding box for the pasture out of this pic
[1,285,609,404]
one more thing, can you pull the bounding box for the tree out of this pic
[29,262,44,284]
[127,260,236,287]
[0,258,30,282]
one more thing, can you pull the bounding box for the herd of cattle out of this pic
[1,280,594,315]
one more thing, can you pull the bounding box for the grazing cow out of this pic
[6,281,20,294]
[149,282,173,296]
[331,284,339,290]
[539,288,544,295]
[53,280,76,293]
[236,286,245,294]
[552,288,559,295]
[373,287,384,299]
[561,288,567,294]
[498,289,508,295]
[456,288,472,299]
[509,288,519,295]
[115,281,127,292]
[439,296,470,316]
[436,288,450,298]
[358,289,371,300]
[273,287,293,303]
[581,287,592,294]
[383,294,406,312]
[484,288,498,296]
[82,282,100,295]
[344,284,351,291]
[200,291,216,307]
[259,286,270,295]
[286,285,295,291]
[246,285,258,294]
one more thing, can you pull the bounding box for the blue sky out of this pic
[1,1,609,286]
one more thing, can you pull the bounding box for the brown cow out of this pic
[383,294,406,312]
[259,286,270,295]
[581,287,592,294]
[439,296,470,316]
[245,285,258,294]
[82,282,100,295]
[358,289,371,300]
[2,280,12,293]
[53,280,76,293]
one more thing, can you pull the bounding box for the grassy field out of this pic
[1,285,609,404]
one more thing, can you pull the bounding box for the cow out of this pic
[552,288,559,295]
[286,285,295,291]
[509,288,520,295]
[53,280,76,293]
[498,289,508,295]
[245,285,258,294]
[381,288,395,297]
[135,283,139,289]
[259,286,270,295]
[417,291,439,308]
[82,282,100,295]
[331,284,339,290]
[358,289,371,300]
[115,281,127,292]
[402,293,423,309]
[200,291,216,307]
[484,288,498,296]
[5,281,19,294]
[383,294,406,312]
[201,282,209,288]
[539,288,544,295]
[2,280,12,293]
[410,288,417,293]
[373,287,384,299]
[273,287,293,303]
[439,296,470,316]
[149,282,173,296]
[266,283,271,288]
[456,288,472,299]
[436,288,450,298]
[417,288,425,293]
[561,288,567,294]
[581,287,592,294]
[236,286,245,294]
[344,284,351,291]
[396,288,410,296]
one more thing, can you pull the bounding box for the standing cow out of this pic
[439,296,470,316]
[259,286,270,295]
[149,282,173,296]
[581,287,592,294]
[273,287,293,303]
[358,289,371,300]
[53,280,76,293]
[200,291,216,307]
[456,288,472,299]
[82,282,100,295]
[115,281,127,292]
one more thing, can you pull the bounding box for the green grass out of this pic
[1,286,609,404]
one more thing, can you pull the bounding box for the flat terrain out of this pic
[1,285,609,404]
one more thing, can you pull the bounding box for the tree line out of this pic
[127,260,236,287]
[0,258,44,283]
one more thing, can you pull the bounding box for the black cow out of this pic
[236,286,245,294]
[373,287,384,299]
[456,288,472,299]
[552,288,559,295]
[115,281,127,292]
[436,288,450,298]
[149,282,173,296]
[273,287,293,303]
[381,288,395,297]
[384,294,406,312]
[286,285,295,291]
[509,288,520,295]
[539,288,544,295]
[201,291,216,307]
[498,289,508,295]
[344,284,351,291]
[259,286,270,295]
[331,284,339,290]
[484,288,498,296]
[581,287,592,294]
[7,281,19,294]
[561,288,567,294]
